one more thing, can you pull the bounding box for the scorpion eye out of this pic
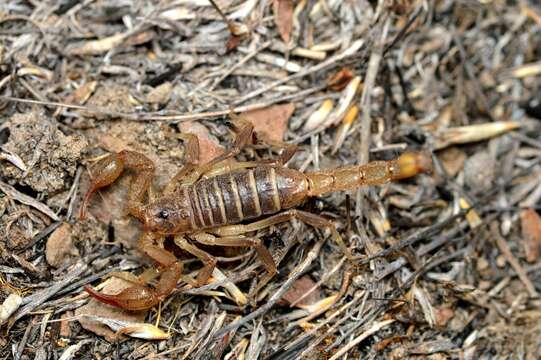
[157,210,170,220]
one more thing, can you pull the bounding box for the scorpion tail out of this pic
[306,151,432,197]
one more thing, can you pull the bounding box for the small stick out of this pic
[214,239,324,337]
[0,180,59,221]
[491,222,538,297]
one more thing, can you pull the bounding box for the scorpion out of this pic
[80,119,432,311]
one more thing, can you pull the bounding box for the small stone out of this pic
[496,255,506,268]
[463,151,495,194]
[476,257,489,272]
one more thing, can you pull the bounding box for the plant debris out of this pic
[1,1,541,359]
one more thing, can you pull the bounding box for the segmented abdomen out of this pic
[185,167,308,230]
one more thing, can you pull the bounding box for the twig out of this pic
[491,221,538,297]
[9,263,87,326]
[0,179,59,221]
[233,39,365,105]
[214,239,324,337]
[328,319,395,360]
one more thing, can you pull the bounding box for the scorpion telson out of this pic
[80,119,432,310]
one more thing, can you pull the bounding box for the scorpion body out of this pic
[80,120,432,310]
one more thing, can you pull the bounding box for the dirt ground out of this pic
[1,1,541,359]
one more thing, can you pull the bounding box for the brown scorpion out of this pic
[80,119,432,311]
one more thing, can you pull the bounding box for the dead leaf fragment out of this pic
[434,121,520,150]
[273,0,294,43]
[46,222,77,268]
[76,277,147,342]
[240,103,295,142]
[69,81,98,105]
[67,33,125,56]
[327,68,354,91]
[303,100,334,132]
[521,209,541,262]
[60,312,73,338]
[179,122,225,164]
[0,294,22,326]
[437,147,466,177]
[280,276,321,307]
[146,82,172,105]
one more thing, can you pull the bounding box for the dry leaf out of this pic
[303,100,334,132]
[273,0,294,43]
[437,147,466,177]
[46,222,77,268]
[146,82,172,105]
[179,122,225,164]
[280,276,321,307]
[327,68,354,91]
[67,33,125,56]
[433,121,520,150]
[240,103,295,142]
[0,294,22,326]
[521,209,541,262]
[331,105,358,154]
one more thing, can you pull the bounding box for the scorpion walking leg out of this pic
[193,232,277,275]
[79,150,155,220]
[85,233,183,311]
[228,110,297,164]
[180,119,255,185]
[211,209,352,259]
[174,235,217,286]
[164,133,201,193]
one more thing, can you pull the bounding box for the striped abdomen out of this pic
[185,167,309,230]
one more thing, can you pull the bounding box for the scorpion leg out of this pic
[174,235,217,287]
[193,232,277,275]
[85,233,183,311]
[228,109,297,164]
[210,209,352,259]
[79,150,155,220]
[164,133,201,193]
[180,119,255,185]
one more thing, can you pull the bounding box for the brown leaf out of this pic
[178,122,225,164]
[327,68,354,91]
[146,82,172,105]
[46,222,78,268]
[76,277,147,342]
[279,276,321,307]
[273,0,294,43]
[60,312,73,338]
[241,103,295,142]
[226,35,242,51]
[521,209,541,262]
[438,147,466,177]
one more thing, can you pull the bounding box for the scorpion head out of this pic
[142,197,193,235]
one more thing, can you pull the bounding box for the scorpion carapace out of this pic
[80,120,432,310]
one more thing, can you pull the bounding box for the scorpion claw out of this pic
[84,284,159,311]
